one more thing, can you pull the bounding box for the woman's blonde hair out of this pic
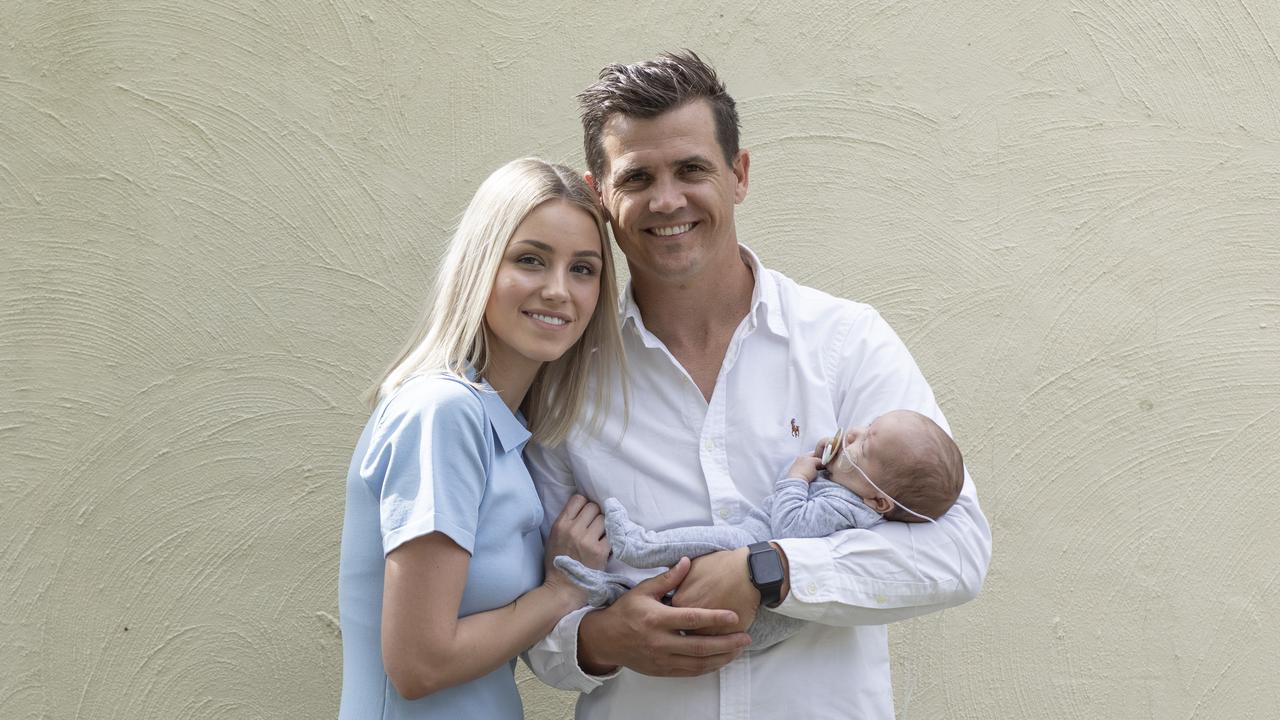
[370,157,625,446]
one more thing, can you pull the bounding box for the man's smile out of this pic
[647,222,697,237]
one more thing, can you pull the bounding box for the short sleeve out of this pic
[356,379,490,556]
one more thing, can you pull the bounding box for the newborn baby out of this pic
[557,409,965,650]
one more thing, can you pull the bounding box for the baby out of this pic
[557,409,965,650]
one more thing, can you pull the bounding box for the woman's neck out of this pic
[481,354,540,413]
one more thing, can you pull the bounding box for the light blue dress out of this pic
[338,373,543,719]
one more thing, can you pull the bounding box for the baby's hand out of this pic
[788,454,823,483]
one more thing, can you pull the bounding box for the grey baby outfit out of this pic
[557,476,884,651]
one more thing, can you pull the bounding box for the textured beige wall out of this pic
[4,1,1278,718]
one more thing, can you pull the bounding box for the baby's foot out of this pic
[603,498,644,563]
[552,555,632,606]
[553,555,609,607]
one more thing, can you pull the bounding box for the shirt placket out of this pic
[699,372,735,525]
[704,316,756,720]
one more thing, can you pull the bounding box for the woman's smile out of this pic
[484,199,604,373]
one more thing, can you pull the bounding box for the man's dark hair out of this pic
[577,50,740,181]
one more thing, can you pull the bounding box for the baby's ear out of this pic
[867,495,895,515]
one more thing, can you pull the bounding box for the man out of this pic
[526,51,992,719]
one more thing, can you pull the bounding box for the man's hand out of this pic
[577,558,751,677]
[671,547,759,635]
[673,544,792,635]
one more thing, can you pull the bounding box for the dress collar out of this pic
[477,385,530,453]
[463,367,532,453]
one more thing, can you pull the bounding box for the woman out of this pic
[337,158,625,718]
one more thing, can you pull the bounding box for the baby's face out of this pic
[826,423,882,501]
[826,411,924,501]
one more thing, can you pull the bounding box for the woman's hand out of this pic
[542,495,607,606]
[546,494,610,569]
[543,494,610,599]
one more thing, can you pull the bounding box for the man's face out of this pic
[592,100,749,286]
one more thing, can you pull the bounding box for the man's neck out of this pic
[629,248,755,402]
[631,250,755,350]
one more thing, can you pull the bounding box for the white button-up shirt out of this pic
[526,248,992,720]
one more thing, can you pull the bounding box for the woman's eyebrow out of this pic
[511,238,552,251]
[511,238,602,260]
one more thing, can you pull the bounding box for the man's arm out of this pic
[771,469,989,624]
[676,306,991,628]
[675,475,988,629]
[574,559,752,676]
[523,441,751,688]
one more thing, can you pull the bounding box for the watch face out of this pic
[749,547,784,585]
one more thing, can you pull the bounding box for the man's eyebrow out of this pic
[610,162,646,181]
[673,154,715,167]
[611,154,716,181]
[511,238,602,259]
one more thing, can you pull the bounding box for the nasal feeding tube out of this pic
[822,430,967,583]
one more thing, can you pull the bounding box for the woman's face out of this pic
[484,199,604,376]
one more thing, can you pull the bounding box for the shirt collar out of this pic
[740,245,789,339]
[478,387,530,453]
[620,244,789,340]
[464,367,532,453]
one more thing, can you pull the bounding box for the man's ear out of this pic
[867,495,894,515]
[584,171,612,222]
[585,171,607,198]
[731,148,750,204]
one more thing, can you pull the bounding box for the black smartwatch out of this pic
[746,541,784,608]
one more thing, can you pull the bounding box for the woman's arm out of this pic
[381,495,606,700]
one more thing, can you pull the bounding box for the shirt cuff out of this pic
[524,605,621,692]
[772,536,838,621]
[773,532,962,625]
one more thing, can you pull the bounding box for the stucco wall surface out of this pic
[3,1,1278,718]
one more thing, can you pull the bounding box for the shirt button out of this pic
[875,595,888,604]
[806,582,818,594]
[719,507,730,519]
[704,439,715,451]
